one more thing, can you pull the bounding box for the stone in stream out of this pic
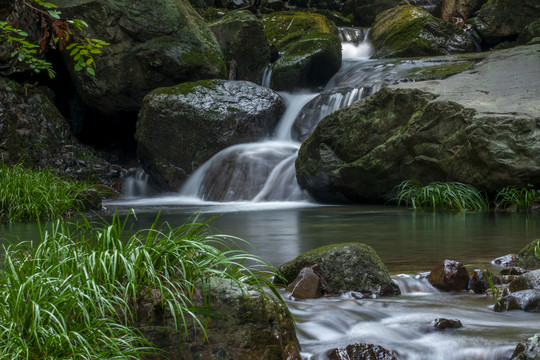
[468,269,491,294]
[494,289,540,312]
[509,270,540,293]
[286,266,324,300]
[512,333,540,360]
[516,240,540,270]
[491,254,517,267]
[327,343,398,360]
[427,260,469,291]
[276,243,401,297]
[432,318,463,330]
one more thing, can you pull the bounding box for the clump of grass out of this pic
[495,185,540,212]
[0,212,280,359]
[392,180,488,211]
[0,163,95,222]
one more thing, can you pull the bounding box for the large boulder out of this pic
[494,289,540,312]
[516,240,540,270]
[261,11,342,91]
[512,334,540,360]
[208,10,271,83]
[136,79,285,191]
[0,77,123,189]
[370,5,475,58]
[427,260,469,291]
[136,278,301,360]
[276,243,401,297]
[54,0,227,114]
[341,0,402,26]
[295,45,540,203]
[470,0,540,46]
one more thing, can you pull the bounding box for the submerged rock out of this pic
[208,10,270,83]
[516,240,540,270]
[276,243,400,297]
[54,0,227,114]
[370,5,475,58]
[136,278,301,360]
[136,80,284,191]
[261,11,342,90]
[327,343,398,360]
[512,333,540,360]
[494,289,540,312]
[296,44,540,203]
[428,260,469,291]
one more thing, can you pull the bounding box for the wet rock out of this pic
[428,260,469,291]
[296,45,540,203]
[469,269,490,294]
[136,80,285,191]
[516,240,540,270]
[208,10,271,83]
[399,0,442,15]
[438,0,486,21]
[509,270,540,293]
[501,267,528,276]
[328,343,398,360]
[494,289,540,312]
[276,243,401,297]
[342,0,402,26]
[370,5,475,58]
[54,0,227,114]
[433,318,463,330]
[512,333,540,360]
[287,266,323,299]
[261,11,342,91]
[470,0,540,46]
[491,254,517,267]
[136,278,301,360]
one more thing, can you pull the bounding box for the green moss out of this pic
[152,79,222,96]
[201,7,229,21]
[401,60,476,81]
[516,240,540,270]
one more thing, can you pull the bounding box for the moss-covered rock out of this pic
[469,0,540,46]
[512,334,540,360]
[519,20,540,45]
[370,5,475,58]
[136,80,285,191]
[208,10,270,83]
[296,44,540,203]
[516,240,540,270]
[276,243,400,297]
[509,270,540,292]
[262,11,342,90]
[54,0,227,114]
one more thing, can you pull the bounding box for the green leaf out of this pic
[86,67,95,76]
[66,43,77,50]
[74,63,83,71]
[69,48,78,56]
[85,58,94,66]
[48,10,61,20]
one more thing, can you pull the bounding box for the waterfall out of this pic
[122,168,150,198]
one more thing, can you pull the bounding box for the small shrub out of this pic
[392,180,488,211]
[495,185,540,212]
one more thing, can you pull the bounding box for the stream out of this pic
[2,28,539,359]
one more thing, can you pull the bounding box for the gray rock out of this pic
[433,318,463,330]
[491,254,517,267]
[136,79,285,191]
[494,289,540,312]
[296,45,540,203]
[512,334,540,360]
[54,0,227,114]
[276,243,401,297]
[328,343,398,359]
[509,270,540,292]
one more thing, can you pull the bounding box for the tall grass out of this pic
[0,212,280,359]
[392,180,488,211]
[0,163,94,222]
[495,185,540,212]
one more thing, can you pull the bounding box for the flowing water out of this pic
[7,29,539,359]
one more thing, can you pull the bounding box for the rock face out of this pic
[136,80,285,191]
[494,289,540,312]
[516,240,540,270]
[512,334,540,360]
[509,270,540,292]
[276,243,400,297]
[327,343,398,360]
[295,45,540,203]
[208,10,270,83]
[261,11,342,91]
[470,0,540,46]
[370,5,475,58]
[136,278,301,360]
[427,260,469,291]
[0,77,123,189]
[54,0,227,114]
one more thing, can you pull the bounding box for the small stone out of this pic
[328,343,398,360]
[491,254,517,267]
[433,318,463,330]
[428,259,469,291]
[287,267,323,300]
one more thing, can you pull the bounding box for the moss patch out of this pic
[151,79,222,96]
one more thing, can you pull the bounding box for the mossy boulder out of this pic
[54,0,227,114]
[516,240,540,270]
[512,334,540,360]
[469,0,540,46]
[136,278,301,360]
[276,243,400,297]
[370,5,475,58]
[136,80,285,191]
[261,11,342,90]
[296,45,540,203]
[341,0,401,26]
[208,10,270,83]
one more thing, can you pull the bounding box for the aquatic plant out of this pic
[392,180,488,211]
[495,185,540,212]
[0,163,95,222]
[0,212,279,358]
